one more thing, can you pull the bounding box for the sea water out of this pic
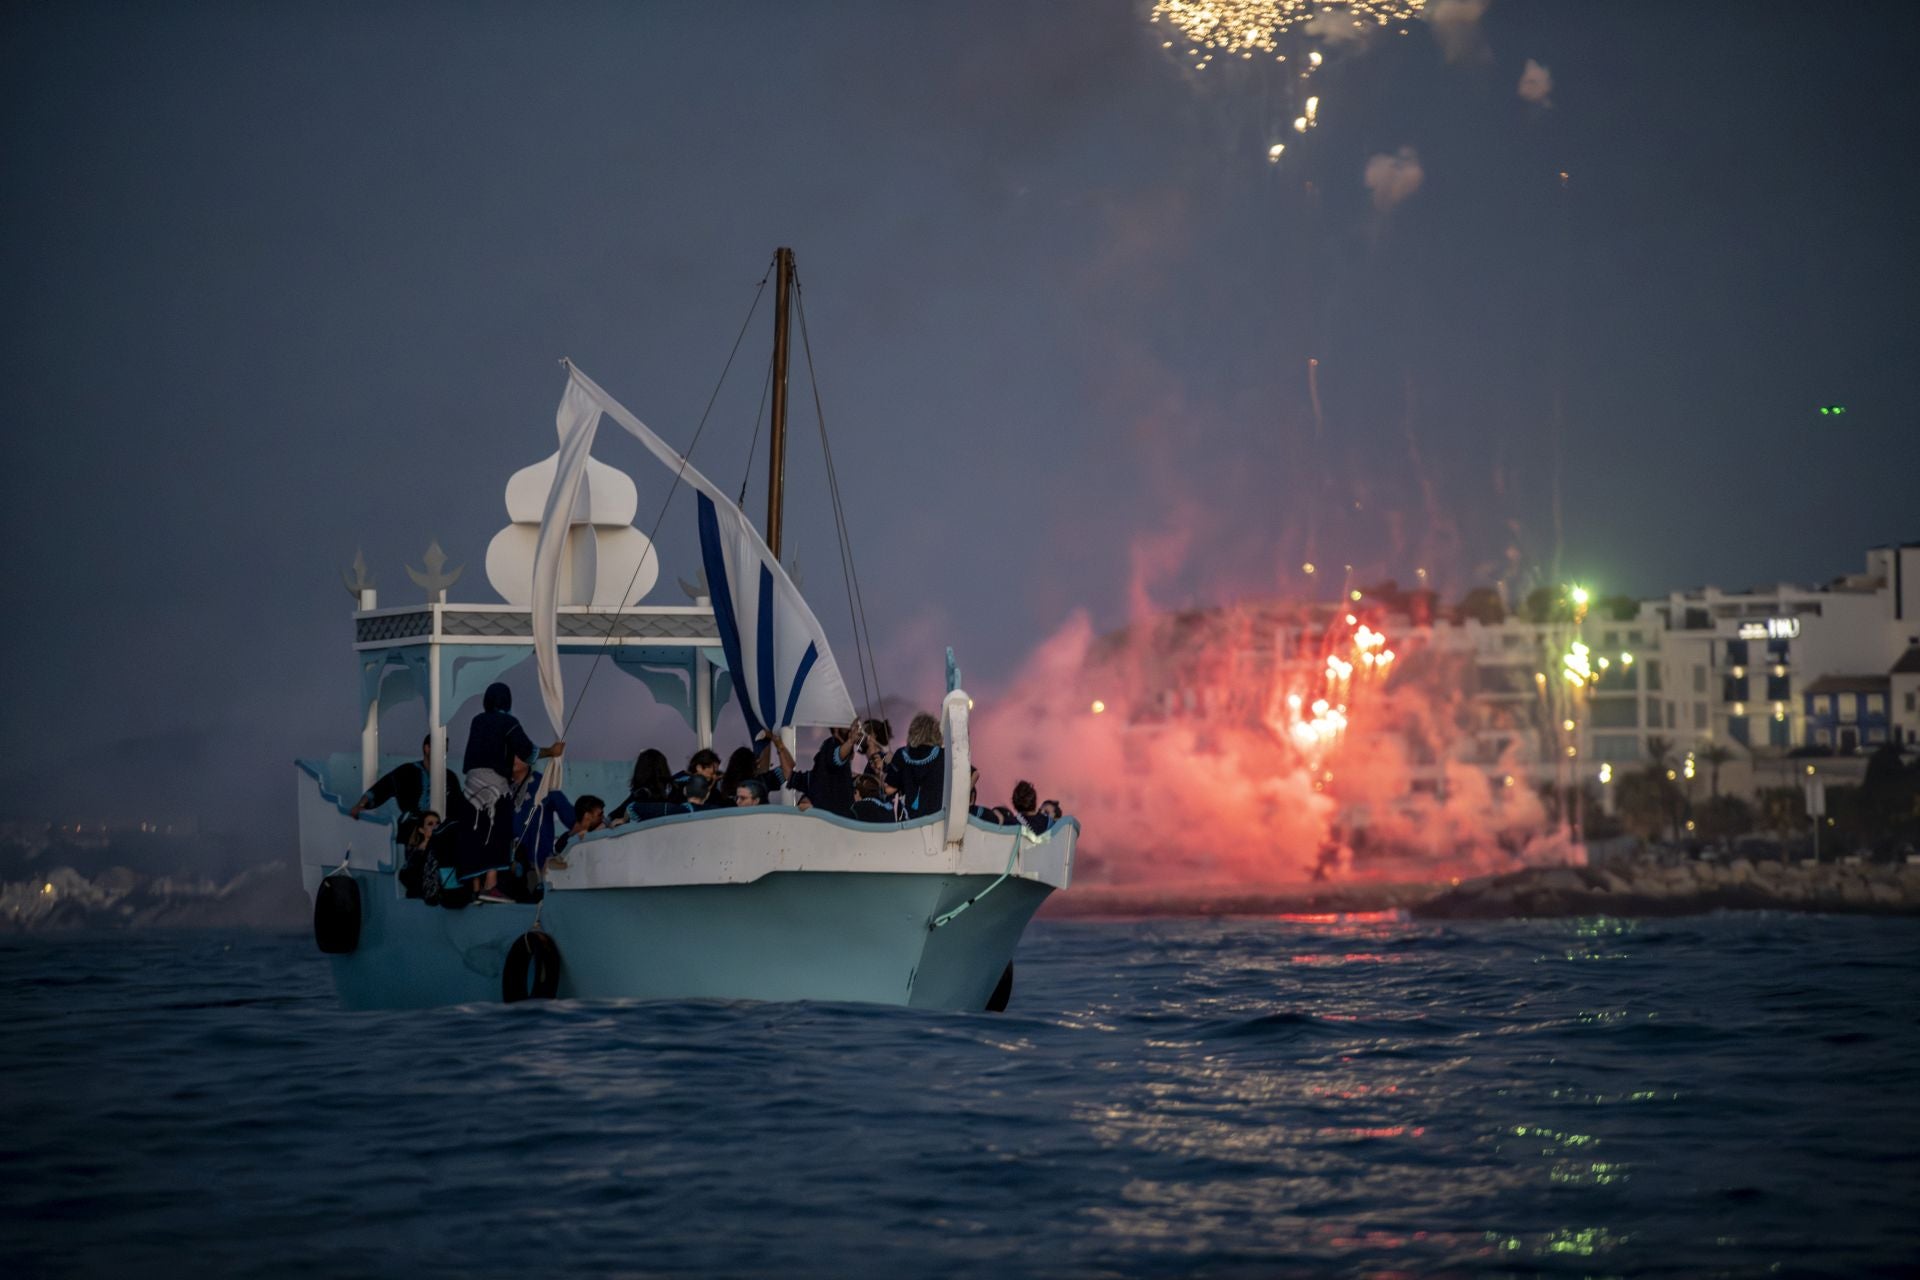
[2,914,1915,1277]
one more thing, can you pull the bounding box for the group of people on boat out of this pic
[606,711,1057,835]
[350,681,1063,907]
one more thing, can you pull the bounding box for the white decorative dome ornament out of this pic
[484,424,658,608]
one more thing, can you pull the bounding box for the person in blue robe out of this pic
[349,734,459,823]
[849,774,895,824]
[673,749,723,809]
[500,757,579,901]
[716,734,792,807]
[1009,780,1051,835]
[884,712,945,817]
[966,766,1014,825]
[613,748,692,825]
[553,795,605,860]
[801,721,862,817]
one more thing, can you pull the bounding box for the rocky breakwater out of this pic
[1044,881,1446,919]
[1413,855,1920,920]
[0,863,309,932]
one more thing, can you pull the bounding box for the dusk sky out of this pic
[4,1,1915,832]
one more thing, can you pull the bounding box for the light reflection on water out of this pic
[1046,914,1915,1273]
[2,914,1915,1276]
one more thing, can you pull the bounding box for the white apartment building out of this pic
[1575,541,1920,794]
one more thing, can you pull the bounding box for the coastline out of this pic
[7,854,1920,933]
[1043,855,1920,921]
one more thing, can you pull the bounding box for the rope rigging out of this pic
[736,344,775,507]
[793,271,885,721]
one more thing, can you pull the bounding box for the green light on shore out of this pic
[1819,405,1847,416]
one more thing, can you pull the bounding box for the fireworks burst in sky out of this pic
[1270,612,1397,776]
[1149,1,1428,158]
[1149,0,1427,69]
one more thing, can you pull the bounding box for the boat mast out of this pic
[765,246,795,560]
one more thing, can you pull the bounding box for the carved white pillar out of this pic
[695,650,714,751]
[428,616,447,814]
[355,588,379,798]
[360,688,380,802]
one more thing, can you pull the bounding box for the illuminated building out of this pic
[1089,542,1920,815]
[1890,645,1920,747]
[1801,676,1893,753]
[1634,542,1920,766]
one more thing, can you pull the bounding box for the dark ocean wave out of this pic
[2,916,1916,1277]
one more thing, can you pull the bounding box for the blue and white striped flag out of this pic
[541,362,855,736]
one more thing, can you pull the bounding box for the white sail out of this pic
[524,373,608,794]
[533,361,856,735]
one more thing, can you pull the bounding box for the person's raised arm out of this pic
[755,729,796,784]
[754,729,792,771]
[350,762,403,818]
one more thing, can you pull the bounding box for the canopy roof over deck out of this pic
[353,601,733,736]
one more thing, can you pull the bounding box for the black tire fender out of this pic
[503,930,562,1003]
[313,873,362,954]
[986,962,1013,1013]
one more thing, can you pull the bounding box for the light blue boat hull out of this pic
[301,755,1072,1012]
[323,865,1050,1012]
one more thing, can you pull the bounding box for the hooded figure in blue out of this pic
[465,682,554,775]
[883,711,945,817]
[456,682,563,896]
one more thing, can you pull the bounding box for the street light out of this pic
[1804,765,1825,863]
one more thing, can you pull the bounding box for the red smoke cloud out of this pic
[970,537,1579,889]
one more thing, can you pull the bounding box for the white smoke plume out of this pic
[1518,58,1553,106]
[1425,0,1490,64]
[1364,146,1424,211]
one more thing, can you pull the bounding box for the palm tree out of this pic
[1615,771,1671,841]
[1641,737,1680,841]
[1757,786,1808,840]
[1458,587,1507,626]
[1700,743,1734,800]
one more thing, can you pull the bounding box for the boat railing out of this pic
[296,757,402,828]
[353,601,720,650]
